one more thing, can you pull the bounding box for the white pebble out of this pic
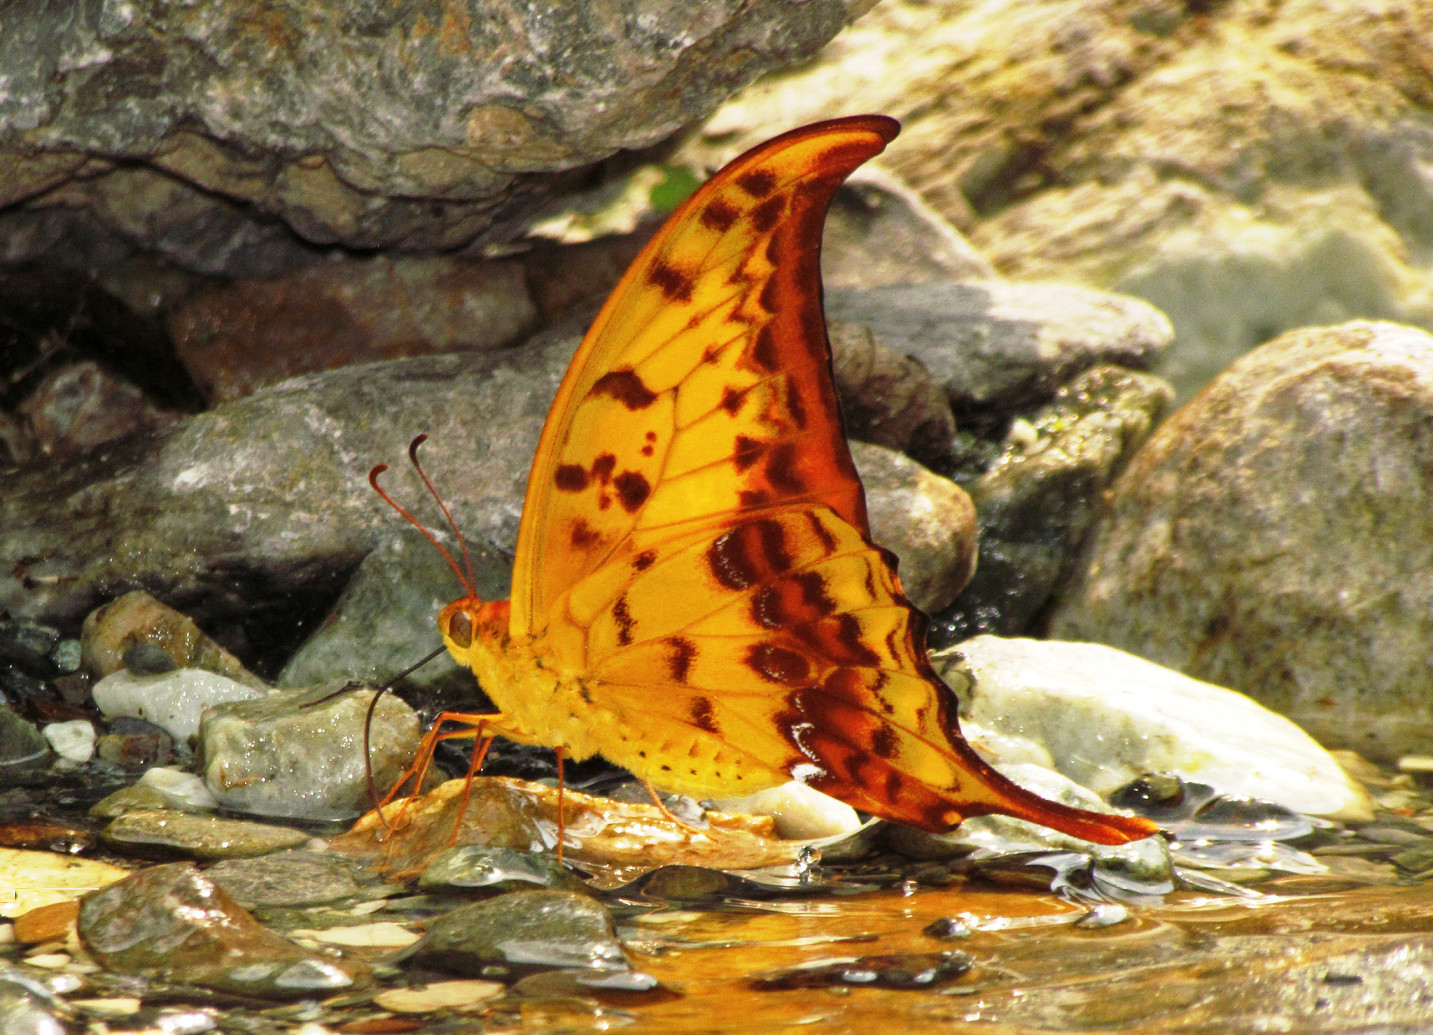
[941,636,1373,821]
[42,720,96,763]
[91,669,266,741]
[712,781,863,839]
[138,767,219,810]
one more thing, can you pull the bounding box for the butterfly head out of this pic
[439,597,511,661]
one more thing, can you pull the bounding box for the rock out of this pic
[100,810,311,861]
[0,963,65,1035]
[78,862,364,997]
[199,682,419,822]
[136,767,219,811]
[168,255,538,404]
[88,784,176,820]
[830,320,956,467]
[277,529,509,695]
[331,776,801,883]
[94,717,176,770]
[890,762,1168,866]
[749,950,972,991]
[16,361,178,461]
[688,1,1433,399]
[825,279,1172,412]
[1,0,853,270]
[373,980,505,1014]
[81,591,265,687]
[938,636,1372,822]
[205,851,377,910]
[92,668,265,742]
[710,781,863,840]
[941,365,1173,640]
[819,169,997,289]
[1051,322,1433,765]
[418,846,589,896]
[0,333,575,638]
[0,708,50,780]
[40,719,94,764]
[850,441,976,614]
[399,890,626,976]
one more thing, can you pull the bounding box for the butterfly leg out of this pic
[375,710,508,831]
[641,779,704,832]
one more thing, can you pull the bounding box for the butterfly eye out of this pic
[447,610,474,648]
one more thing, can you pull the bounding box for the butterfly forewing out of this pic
[510,116,899,638]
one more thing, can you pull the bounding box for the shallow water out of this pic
[596,880,1433,1034]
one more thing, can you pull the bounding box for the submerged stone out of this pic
[101,810,310,860]
[418,845,588,896]
[78,862,365,998]
[749,951,973,990]
[401,890,626,977]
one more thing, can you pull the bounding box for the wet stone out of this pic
[88,784,175,819]
[78,862,365,998]
[198,682,419,822]
[0,620,61,674]
[122,643,178,675]
[101,809,310,860]
[0,707,51,780]
[922,916,975,941]
[136,767,218,811]
[418,845,589,896]
[81,591,265,688]
[749,951,974,991]
[401,890,627,977]
[92,669,265,743]
[94,719,175,770]
[206,851,380,910]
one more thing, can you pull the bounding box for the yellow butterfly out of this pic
[384,115,1156,846]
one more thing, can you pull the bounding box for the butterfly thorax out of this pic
[438,596,633,765]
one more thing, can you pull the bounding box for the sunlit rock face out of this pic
[1050,322,1433,765]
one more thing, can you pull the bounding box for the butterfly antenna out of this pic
[369,455,476,599]
[408,434,479,598]
[363,645,451,820]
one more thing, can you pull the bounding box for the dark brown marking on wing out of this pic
[737,168,777,198]
[756,517,793,573]
[640,431,657,458]
[870,724,898,759]
[633,550,657,572]
[613,595,635,646]
[747,642,812,687]
[739,489,770,509]
[764,441,805,495]
[805,511,837,555]
[591,453,617,483]
[612,469,651,513]
[819,613,882,667]
[784,378,806,428]
[733,434,765,472]
[756,277,781,316]
[649,260,694,303]
[751,323,779,371]
[570,519,602,550]
[708,529,760,591]
[690,696,719,734]
[667,637,696,683]
[591,369,658,410]
[749,195,784,235]
[720,386,745,415]
[555,464,588,492]
[699,199,740,232]
[885,770,905,804]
